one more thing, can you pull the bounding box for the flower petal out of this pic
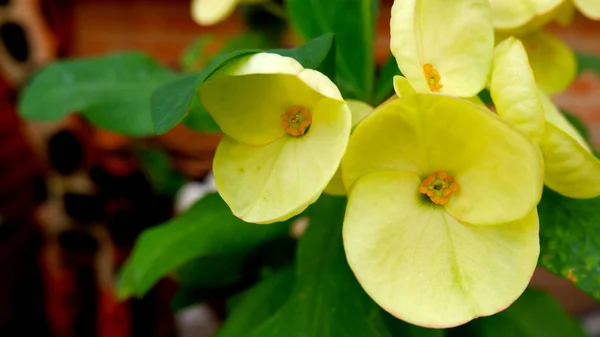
[521,30,576,95]
[213,52,303,77]
[490,37,545,140]
[540,90,591,152]
[392,75,416,98]
[191,0,239,26]
[324,99,374,196]
[213,98,351,223]
[539,92,600,198]
[200,55,336,145]
[573,0,600,20]
[489,0,563,33]
[342,94,544,225]
[344,170,539,328]
[390,0,493,97]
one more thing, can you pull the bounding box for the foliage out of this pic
[17,0,600,335]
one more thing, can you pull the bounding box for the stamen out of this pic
[419,171,459,205]
[281,105,312,137]
[423,64,443,92]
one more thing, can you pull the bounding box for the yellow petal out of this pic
[341,94,544,225]
[490,37,545,140]
[573,0,600,19]
[347,99,374,130]
[200,53,340,145]
[540,90,590,151]
[324,99,374,196]
[539,92,600,198]
[390,0,494,97]
[489,0,563,34]
[344,170,539,328]
[555,0,576,26]
[213,98,351,223]
[521,30,576,94]
[393,75,416,98]
[191,0,239,26]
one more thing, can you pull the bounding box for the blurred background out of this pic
[0,0,600,336]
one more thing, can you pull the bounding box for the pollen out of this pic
[419,171,459,205]
[281,105,312,137]
[423,64,443,92]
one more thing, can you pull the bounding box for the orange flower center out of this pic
[419,171,459,205]
[281,105,312,137]
[423,64,443,92]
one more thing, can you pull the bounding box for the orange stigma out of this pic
[423,64,443,92]
[419,171,459,205]
[281,105,311,136]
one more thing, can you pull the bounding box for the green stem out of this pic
[261,2,288,21]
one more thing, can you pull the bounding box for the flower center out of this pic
[423,64,443,92]
[281,105,312,137]
[419,170,459,205]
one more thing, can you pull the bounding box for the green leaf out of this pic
[464,288,585,337]
[151,34,336,134]
[385,313,445,337]
[248,196,392,337]
[19,52,175,136]
[182,94,221,133]
[170,237,297,312]
[538,187,600,300]
[373,53,402,105]
[211,31,281,63]
[151,50,259,134]
[268,33,335,80]
[134,147,187,198]
[576,51,600,75]
[179,35,214,72]
[215,267,295,337]
[175,253,247,288]
[287,0,377,101]
[117,193,290,299]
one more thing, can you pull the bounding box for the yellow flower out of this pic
[324,99,374,196]
[198,53,351,224]
[519,30,577,95]
[573,0,600,19]
[390,0,494,97]
[490,36,600,198]
[191,0,267,26]
[488,0,564,35]
[342,93,544,328]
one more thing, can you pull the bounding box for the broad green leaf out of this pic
[268,33,335,80]
[287,0,377,101]
[151,34,336,134]
[215,267,295,337]
[19,52,175,136]
[374,54,402,105]
[171,236,297,312]
[463,288,585,337]
[179,35,214,72]
[171,281,252,312]
[151,50,258,134]
[248,195,392,337]
[182,94,221,133]
[117,193,290,299]
[175,253,247,288]
[211,31,281,63]
[385,314,445,337]
[135,147,187,198]
[577,52,600,75]
[538,187,600,300]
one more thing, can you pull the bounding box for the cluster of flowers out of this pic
[193,0,600,329]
